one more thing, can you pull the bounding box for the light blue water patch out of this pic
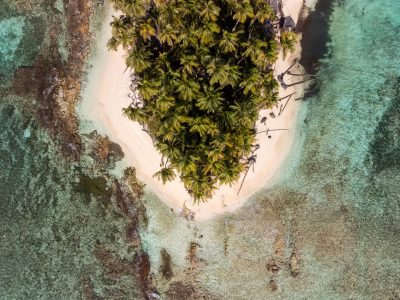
[0,14,46,85]
[0,2,143,299]
[0,17,26,70]
[0,0,399,298]
[0,98,142,299]
[140,0,400,298]
[284,0,400,201]
[23,127,31,138]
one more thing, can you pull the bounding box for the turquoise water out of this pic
[0,2,143,299]
[0,5,45,84]
[0,17,26,74]
[1,0,400,299]
[140,0,400,298]
[0,99,137,298]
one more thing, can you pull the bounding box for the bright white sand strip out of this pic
[79,0,305,221]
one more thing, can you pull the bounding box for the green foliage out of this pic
[280,31,297,59]
[109,0,294,202]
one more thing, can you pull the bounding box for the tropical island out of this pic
[107,0,297,202]
[4,0,400,297]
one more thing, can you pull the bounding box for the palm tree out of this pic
[176,155,198,175]
[137,78,159,100]
[280,31,297,58]
[123,106,147,123]
[139,21,156,40]
[176,28,199,48]
[179,0,200,18]
[240,68,262,95]
[242,40,259,62]
[218,163,243,185]
[176,79,200,101]
[109,16,139,50]
[219,110,237,129]
[159,24,178,46]
[253,0,275,23]
[231,0,254,30]
[156,142,181,161]
[155,93,175,112]
[243,40,277,70]
[197,22,220,45]
[158,5,182,28]
[110,0,297,202]
[195,85,223,113]
[180,55,200,75]
[234,106,257,128]
[189,117,219,138]
[153,166,176,184]
[200,1,221,22]
[208,63,241,87]
[126,48,151,73]
[112,0,148,17]
[253,47,277,70]
[185,177,215,201]
[153,0,168,8]
[219,30,242,53]
[107,37,119,51]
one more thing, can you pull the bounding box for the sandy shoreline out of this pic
[79,0,306,221]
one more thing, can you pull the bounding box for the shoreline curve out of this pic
[79,0,307,221]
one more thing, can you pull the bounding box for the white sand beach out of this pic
[79,0,305,221]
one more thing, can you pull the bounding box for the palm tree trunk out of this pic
[287,72,316,77]
[237,162,252,196]
[278,94,292,116]
[285,78,315,87]
[277,92,296,101]
[232,20,240,32]
[255,128,289,135]
[256,92,294,109]
[278,59,298,81]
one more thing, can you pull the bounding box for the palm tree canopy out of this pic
[109,0,296,202]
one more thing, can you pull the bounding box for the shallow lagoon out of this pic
[1,0,399,298]
[141,0,400,298]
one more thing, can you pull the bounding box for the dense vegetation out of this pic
[109,0,296,201]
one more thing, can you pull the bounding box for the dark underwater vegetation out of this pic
[0,0,399,299]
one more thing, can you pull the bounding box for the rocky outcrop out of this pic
[290,252,300,277]
[11,0,100,159]
[159,248,173,280]
[5,1,156,298]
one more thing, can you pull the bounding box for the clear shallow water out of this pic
[141,0,400,298]
[0,3,45,84]
[0,99,146,299]
[0,2,142,299]
[1,0,400,299]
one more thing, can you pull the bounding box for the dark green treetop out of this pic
[109,0,296,201]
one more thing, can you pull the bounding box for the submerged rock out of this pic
[269,278,278,291]
[187,242,200,270]
[165,282,196,300]
[266,259,280,274]
[290,252,300,277]
[159,248,173,280]
[125,222,141,247]
[79,275,97,300]
[94,247,135,279]
[164,281,219,300]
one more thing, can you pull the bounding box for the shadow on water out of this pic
[370,75,400,174]
[298,0,335,74]
[297,0,336,98]
[75,174,113,205]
